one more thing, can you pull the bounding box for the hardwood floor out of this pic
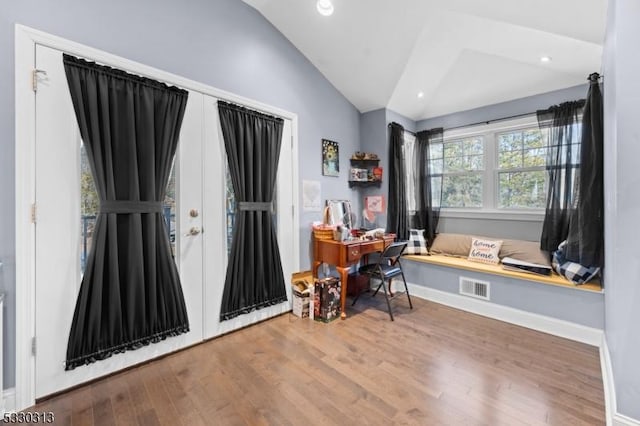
[28,296,605,425]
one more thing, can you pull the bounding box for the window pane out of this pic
[465,154,483,170]
[464,137,483,155]
[523,129,544,149]
[429,142,443,160]
[80,142,98,273]
[498,171,546,209]
[445,155,464,172]
[430,176,442,207]
[429,158,443,175]
[499,127,547,171]
[163,163,176,257]
[523,148,545,167]
[438,137,484,208]
[444,140,463,158]
[499,132,522,152]
[226,167,235,257]
[225,166,277,256]
[403,133,417,212]
[441,174,482,208]
[498,150,522,169]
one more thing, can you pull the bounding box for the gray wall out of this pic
[357,109,387,228]
[0,0,361,389]
[403,260,604,329]
[386,108,417,133]
[603,0,640,420]
[357,108,416,228]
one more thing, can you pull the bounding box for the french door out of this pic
[33,44,294,398]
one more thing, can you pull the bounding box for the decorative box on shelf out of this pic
[348,154,382,188]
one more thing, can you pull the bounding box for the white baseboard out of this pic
[615,414,640,426]
[601,336,616,426]
[613,413,640,426]
[407,282,603,346]
[2,388,16,413]
[600,338,640,426]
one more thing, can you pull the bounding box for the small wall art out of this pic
[365,195,385,213]
[322,139,339,177]
[302,180,322,211]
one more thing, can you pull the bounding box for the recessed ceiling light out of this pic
[317,0,334,16]
[417,91,425,99]
[540,56,552,63]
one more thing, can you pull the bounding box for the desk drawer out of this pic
[347,245,361,262]
[359,240,383,255]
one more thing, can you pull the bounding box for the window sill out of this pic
[439,209,544,222]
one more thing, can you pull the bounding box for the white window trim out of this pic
[436,115,546,217]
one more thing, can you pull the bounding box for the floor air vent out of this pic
[459,277,490,300]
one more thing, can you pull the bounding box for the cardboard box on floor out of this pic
[291,271,314,318]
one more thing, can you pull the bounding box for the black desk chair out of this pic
[354,241,412,321]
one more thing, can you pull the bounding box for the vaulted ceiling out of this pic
[242,0,606,121]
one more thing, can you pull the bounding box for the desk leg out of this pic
[337,266,349,319]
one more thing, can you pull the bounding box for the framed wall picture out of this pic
[365,195,385,213]
[322,139,339,177]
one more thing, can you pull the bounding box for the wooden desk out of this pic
[312,234,395,319]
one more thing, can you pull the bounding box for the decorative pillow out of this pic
[468,238,503,264]
[406,229,428,255]
[429,233,472,257]
[552,241,600,284]
[499,239,551,267]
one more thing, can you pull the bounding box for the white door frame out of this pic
[15,24,300,411]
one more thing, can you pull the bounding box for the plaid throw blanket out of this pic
[552,241,600,284]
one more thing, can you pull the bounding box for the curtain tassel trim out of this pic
[65,324,189,371]
[219,295,288,322]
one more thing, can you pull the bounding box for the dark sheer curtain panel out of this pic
[218,101,287,321]
[537,99,585,253]
[63,55,189,370]
[387,122,408,240]
[566,74,604,267]
[414,128,444,246]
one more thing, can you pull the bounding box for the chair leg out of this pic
[351,290,361,306]
[401,271,413,309]
[352,275,371,306]
[380,279,394,321]
[372,279,383,297]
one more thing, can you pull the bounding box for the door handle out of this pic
[184,227,201,236]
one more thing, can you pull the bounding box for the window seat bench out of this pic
[403,254,602,293]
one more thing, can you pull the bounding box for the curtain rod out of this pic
[388,110,536,135]
[442,111,537,132]
[391,101,585,135]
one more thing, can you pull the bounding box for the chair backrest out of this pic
[380,241,408,261]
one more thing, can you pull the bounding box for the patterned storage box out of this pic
[312,277,341,322]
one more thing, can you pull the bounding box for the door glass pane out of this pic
[225,165,278,258]
[80,141,98,273]
[81,143,177,272]
[226,167,235,257]
[164,162,176,257]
